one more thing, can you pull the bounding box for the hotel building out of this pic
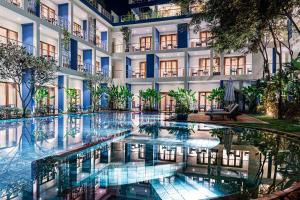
[0,0,292,113]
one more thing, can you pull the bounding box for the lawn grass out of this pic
[234,114,300,134]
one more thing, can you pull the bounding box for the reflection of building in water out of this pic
[0,116,296,199]
[30,125,267,200]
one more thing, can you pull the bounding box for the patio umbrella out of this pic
[224,129,234,155]
[224,78,235,103]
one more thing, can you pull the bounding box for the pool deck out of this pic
[187,113,267,124]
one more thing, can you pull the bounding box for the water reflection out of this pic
[0,113,299,199]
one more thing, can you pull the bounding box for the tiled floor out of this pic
[188,113,266,124]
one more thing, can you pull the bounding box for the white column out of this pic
[210,49,214,76]
[70,1,74,33]
[35,22,40,57]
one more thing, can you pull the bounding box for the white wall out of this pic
[68,78,83,105]
[0,18,22,42]
[40,33,59,52]
[160,56,185,77]
[189,82,220,92]
[159,83,184,92]
[131,84,152,95]
[131,59,146,72]
[41,0,58,14]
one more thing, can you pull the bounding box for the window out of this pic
[222,150,243,167]
[41,3,56,23]
[96,61,100,73]
[36,86,55,107]
[160,34,177,50]
[0,82,18,107]
[160,60,178,77]
[199,58,210,76]
[197,149,217,165]
[73,22,82,37]
[69,89,81,105]
[213,58,220,75]
[158,145,176,162]
[9,0,21,7]
[78,55,82,65]
[199,31,211,47]
[40,41,56,61]
[158,5,181,17]
[0,26,18,44]
[96,35,100,46]
[139,62,146,78]
[160,92,175,112]
[225,56,246,75]
[140,36,152,51]
[198,92,218,111]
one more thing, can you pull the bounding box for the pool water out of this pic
[0,112,299,199]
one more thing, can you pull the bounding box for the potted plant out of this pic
[207,87,225,110]
[66,88,79,113]
[120,27,131,52]
[168,88,196,121]
[107,85,133,110]
[34,87,50,116]
[139,88,161,112]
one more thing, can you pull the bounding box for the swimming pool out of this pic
[0,112,299,199]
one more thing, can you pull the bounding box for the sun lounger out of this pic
[205,104,239,121]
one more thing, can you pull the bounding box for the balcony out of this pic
[85,0,114,22]
[95,41,107,51]
[127,70,146,79]
[73,26,88,41]
[0,35,35,54]
[112,43,152,53]
[225,64,253,76]
[77,63,92,73]
[160,42,178,50]
[190,38,212,48]
[189,67,210,77]
[4,0,23,8]
[95,68,110,77]
[62,54,70,68]
[120,8,183,23]
[40,52,59,65]
[159,68,184,78]
[40,10,69,30]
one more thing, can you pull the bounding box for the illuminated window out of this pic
[0,26,18,44]
[160,60,178,77]
[140,36,152,51]
[160,34,177,50]
[40,41,56,61]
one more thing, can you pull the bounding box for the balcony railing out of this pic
[127,70,146,78]
[4,0,23,8]
[73,28,88,41]
[62,54,70,68]
[225,65,253,75]
[0,35,35,54]
[160,42,178,50]
[120,8,187,23]
[113,43,152,53]
[95,68,110,77]
[189,38,212,48]
[96,41,107,51]
[85,0,113,22]
[189,67,210,77]
[41,52,59,65]
[159,68,185,78]
[40,13,69,30]
[77,63,93,73]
